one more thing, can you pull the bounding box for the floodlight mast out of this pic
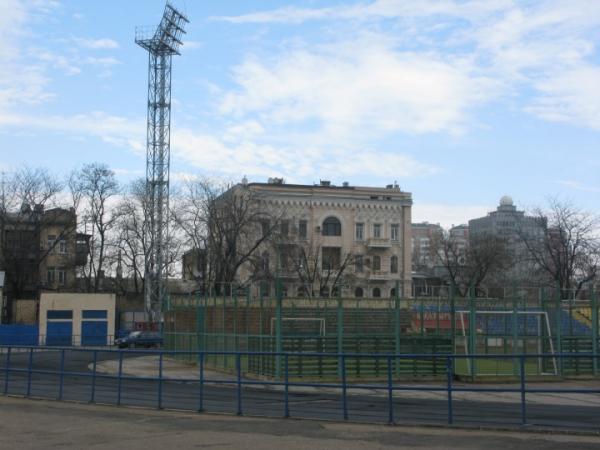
[136,3,189,327]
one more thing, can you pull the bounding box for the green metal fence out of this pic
[164,283,599,379]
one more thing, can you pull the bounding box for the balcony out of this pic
[369,271,389,281]
[367,238,391,248]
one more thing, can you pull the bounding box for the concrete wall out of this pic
[39,293,116,345]
[13,299,38,324]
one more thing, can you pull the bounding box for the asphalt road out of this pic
[1,348,599,433]
[3,396,600,450]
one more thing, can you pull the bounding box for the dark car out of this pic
[115,331,163,349]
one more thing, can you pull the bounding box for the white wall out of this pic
[39,293,116,346]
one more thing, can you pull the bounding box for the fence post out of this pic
[26,348,33,397]
[117,351,123,406]
[90,350,98,403]
[341,354,348,420]
[555,284,563,376]
[58,348,65,400]
[446,356,453,425]
[592,286,598,376]
[450,283,456,351]
[198,352,204,412]
[394,280,400,377]
[158,352,163,409]
[236,353,242,416]
[275,278,283,379]
[512,283,519,377]
[469,284,476,378]
[520,354,527,425]
[337,296,344,377]
[3,347,11,395]
[387,355,394,425]
[284,354,290,418]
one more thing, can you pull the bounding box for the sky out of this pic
[0,0,599,228]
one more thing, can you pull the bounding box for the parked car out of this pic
[115,331,163,349]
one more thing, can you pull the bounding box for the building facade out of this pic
[0,205,89,322]
[233,179,413,298]
[411,222,443,271]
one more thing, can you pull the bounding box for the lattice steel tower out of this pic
[136,3,189,325]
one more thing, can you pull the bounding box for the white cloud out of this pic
[556,180,600,193]
[215,0,600,131]
[221,36,494,136]
[75,38,120,50]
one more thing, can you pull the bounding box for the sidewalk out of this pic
[93,356,600,407]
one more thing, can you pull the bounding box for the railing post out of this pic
[158,352,163,409]
[58,348,66,400]
[555,284,563,376]
[512,283,519,377]
[387,355,394,425]
[117,351,123,406]
[446,356,453,425]
[3,347,11,395]
[236,353,242,416]
[26,348,34,397]
[275,278,283,379]
[469,284,476,377]
[90,350,98,403]
[284,354,290,418]
[341,354,348,420]
[520,354,527,425]
[198,352,204,412]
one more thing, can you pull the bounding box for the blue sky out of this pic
[0,0,599,227]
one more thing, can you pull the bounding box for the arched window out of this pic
[354,287,364,298]
[322,216,342,236]
[390,256,398,274]
[372,287,381,298]
[319,286,330,298]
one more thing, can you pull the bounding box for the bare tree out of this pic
[520,198,599,297]
[73,163,119,292]
[433,231,511,297]
[287,237,356,298]
[173,179,282,294]
[0,167,75,319]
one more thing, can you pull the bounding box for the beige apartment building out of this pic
[235,179,413,298]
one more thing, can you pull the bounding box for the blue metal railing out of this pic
[0,346,599,430]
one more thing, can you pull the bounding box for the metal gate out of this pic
[46,321,72,346]
[81,321,108,346]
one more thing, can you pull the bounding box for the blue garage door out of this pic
[81,321,108,346]
[47,321,72,346]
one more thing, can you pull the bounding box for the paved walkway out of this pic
[94,356,600,407]
[1,396,599,449]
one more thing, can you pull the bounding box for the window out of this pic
[59,239,67,254]
[82,310,107,319]
[391,224,399,241]
[319,286,330,298]
[47,267,55,284]
[354,254,363,273]
[280,220,289,237]
[373,223,382,238]
[47,234,56,251]
[390,256,398,274]
[354,287,364,298]
[297,286,306,298]
[355,223,364,240]
[47,310,72,320]
[322,217,341,236]
[390,288,396,298]
[298,220,307,239]
[261,220,270,238]
[372,255,381,271]
[372,287,381,298]
[261,252,270,272]
[322,247,341,271]
[58,269,66,286]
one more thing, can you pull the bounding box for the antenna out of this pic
[136,2,189,327]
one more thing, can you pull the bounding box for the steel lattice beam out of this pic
[136,3,189,325]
